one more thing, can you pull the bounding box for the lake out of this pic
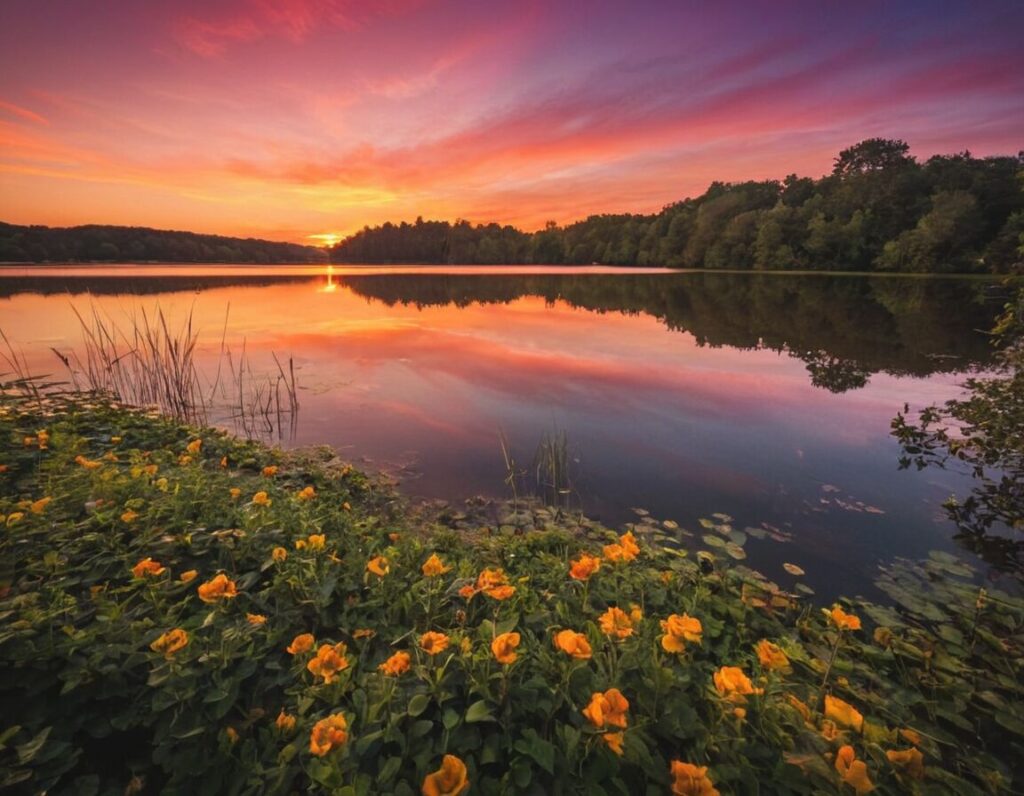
[0,264,1012,599]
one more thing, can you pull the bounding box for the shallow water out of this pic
[0,264,1012,599]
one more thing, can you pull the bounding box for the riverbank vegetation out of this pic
[330,140,1023,273]
[0,223,327,265]
[1,387,1022,794]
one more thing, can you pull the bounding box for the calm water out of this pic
[0,265,1012,599]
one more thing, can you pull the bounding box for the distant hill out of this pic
[0,222,327,264]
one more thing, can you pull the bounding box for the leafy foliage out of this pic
[1,391,1022,794]
[0,223,327,264]
[330,141,1024,273]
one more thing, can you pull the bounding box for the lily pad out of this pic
[782,563,805,576]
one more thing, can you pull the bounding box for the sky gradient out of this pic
[1,0,1022,244]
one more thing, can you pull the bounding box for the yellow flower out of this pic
[307,643,350,684]
[713,666,762,703]
[287,633,315,655]
[569,553,601,581]
[30,496,52,514]
[23,435,36,447]
[307,534,326,551]
[821,719,840,741]
[873,627,893,647]
[367,555,390,577]
[262,465,278,477]
[272,546,288,562]
[309,714,348,757]
[660,614,703,653]
[835,745,874,794]
[110,435,122,443]
[132,557,166,578]
[422,553,452,577]
[422,754,468,796]
[420,631,450,655]
[150,628,189,657]
[378,650,411,676]
[824,695,864,732]
[886,747,925,780]
[554,629,592,659]
[247,613,267,626]
[197,573,238,603]
[755,639,790,671]
[155,477,168,492]
[275,709,296,733]
[670,761,720,796]
[491,631,521,665]
[186,439,202,454]
[75,455,102,470]
[294,539,307,550]
[229,487,241,500]
[598,606,634,640]
[36,430,49,449]
[297,485,316,501]
[121,509,139,524]
[460,637,472,655]
[629,603,644,623]
[602,731,624,755]
[5,512,24,526]
[180,570,198,583]
[828,605,862,631]
[583,688,629,729]
[252,491,271,507]
[225,727,238,744]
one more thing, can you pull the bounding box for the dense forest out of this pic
[0,223,327,264]
[330,139,1024,273]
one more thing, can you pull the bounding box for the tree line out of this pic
[0,223,327,264]
[330,140,1024,273]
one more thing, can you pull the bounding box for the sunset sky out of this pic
[1,0,1022,244]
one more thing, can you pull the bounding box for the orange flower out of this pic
[262,465,278,477]
[787,693,812,723]
[225,727,238,744]
[422,553,452,577]
[824,695,864,732]
[899,728,922,746]
[583,688,629,729]
[554,629,593,659]
[603,531,640,563]
[150,628,189,657]
[297,485,316,501]
[828,605,862,631]
[121,509,139,524]
[247,613,267,626]
[821,719,840,742]
[309,714,348,757]
[569,553,601,581]
[713,666,762,703]
[275,709,296,733]
[132,557,166,578]
[307,534,326,551]
[252,491,271,507]
[367,556,390,577]
[179,570,198,583]
[186,439,202,454]
[272,546,288,562]
[599,606,634,640]
[629,603,644,623]
[353,628,375,639]
[475,568,516,600]
[287,633,315,655]
[491,631,521,664]
[602,731,624,755]
[307,643,350,683]
[458,584,476,600]
[75,455,102,470]
[670,761,720,796]
[886,747,924,779]
[420,631,450,655]
[422,754,468,796]
[835,745,874,794]
[660,613,703,652]
[30,496,52,514]
[220,456,228,468]
[197,573,238,603]
[378,650,411,676]
[229,487,241,500]
[178,454,193,466]
[755,639,790,671]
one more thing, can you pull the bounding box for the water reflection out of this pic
[0,266,1012,597]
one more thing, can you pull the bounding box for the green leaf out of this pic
[465,700,494,723]
[16,727,51,764]
[407,694,430,717]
